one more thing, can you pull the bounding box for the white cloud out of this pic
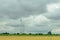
[47,3,60,12]
[43,3,60,20]
[20,15,51,33]
[42,3,60,34]
[52,28,60,34]
[0,15,51,33]
[22,15,50,27]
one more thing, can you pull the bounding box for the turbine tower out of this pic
[20,18,25,34]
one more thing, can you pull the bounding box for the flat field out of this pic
[0,36,60,40]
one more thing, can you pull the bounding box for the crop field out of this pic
[0,36,60,40]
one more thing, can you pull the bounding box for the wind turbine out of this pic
[20,18,25,34]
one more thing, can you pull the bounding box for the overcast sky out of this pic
[0,0,60,34]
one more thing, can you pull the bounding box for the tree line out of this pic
[0,31,52,35]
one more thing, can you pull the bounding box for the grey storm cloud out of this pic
[43,4,60,20]
[49,9,60,20]
[0,0,60,19]
[48,0,60,3]
[0,0,48,19]
[6,24,21,27]
[0,0,60,33]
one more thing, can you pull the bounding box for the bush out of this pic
[2,32,9,34]
[35,33,43,35]
[17,33,20,35]
[47,31,52,35]
[29,33,32,35]
[38,33,43,35]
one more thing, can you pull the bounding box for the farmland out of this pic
[0,36,60,40]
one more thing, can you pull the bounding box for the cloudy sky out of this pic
[0,0,60,34]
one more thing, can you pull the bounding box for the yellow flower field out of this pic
[0,36,60,40]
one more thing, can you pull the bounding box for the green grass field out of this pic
[0,34,60,36]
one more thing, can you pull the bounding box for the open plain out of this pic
[0,36,60,40]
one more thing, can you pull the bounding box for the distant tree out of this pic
[21,33,26,35]
[48,31,52,35]
[2,32,9,34]
[35,33,38,35]
[17,33,20,35]
[38,33,43,35]
[35,33,43,35]
[29,33,32,35]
